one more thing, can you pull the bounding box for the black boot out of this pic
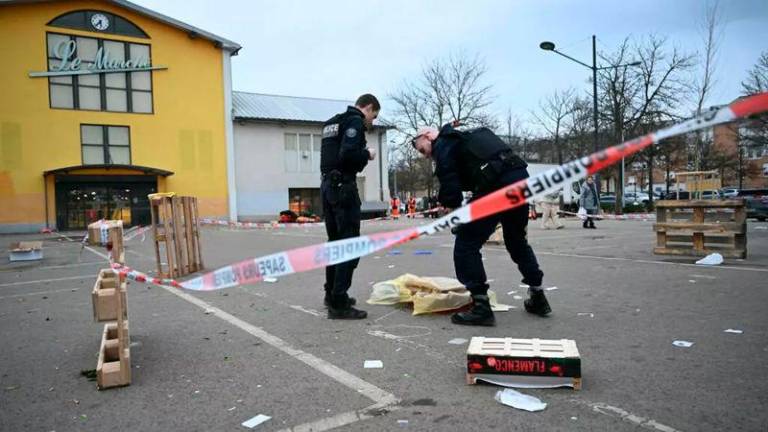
[327,295,367,320]
[324,293,356,308]
[524,290,552,316]
[451,295,495,326]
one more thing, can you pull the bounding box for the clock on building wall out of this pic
[91,13,110,31]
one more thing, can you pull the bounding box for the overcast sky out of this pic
[134,0,767,128]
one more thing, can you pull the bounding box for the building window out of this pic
[47,33,153,113]
[81,125,131,165]
[284,133,322,173]
[47,10,149,38]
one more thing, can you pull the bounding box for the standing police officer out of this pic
[410,123,551,326]
[320,94,380,319]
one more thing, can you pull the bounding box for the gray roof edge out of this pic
[233,116,394,130]
[233,90,352,104]
[112,0,241,52]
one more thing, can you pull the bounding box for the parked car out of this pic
[720,187,739,198]
[700,190,722,200]
[738,188,768,221]
[664,191,690,200]
[624,191,650,204]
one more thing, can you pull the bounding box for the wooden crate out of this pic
[91,269,127,322]
[87,220,122,246]
[653,200,746,259]
[108,225,124,265]
[466,337,581,389]
[96,271,131,389]
[150,195,204,279]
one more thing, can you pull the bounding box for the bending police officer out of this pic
[320,94,380,319]
[410,124,552,326]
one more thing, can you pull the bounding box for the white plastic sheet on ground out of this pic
[494,388,547,412]
[695,253,723,266]
[367,274,508,315]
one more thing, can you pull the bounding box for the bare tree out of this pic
[598,36,694,211]
[388,52,495,196]
[691,0,724,171]
[740,50,768,168]
[742,51,768,96]
[532,88,576,166]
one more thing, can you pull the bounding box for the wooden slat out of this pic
[666,235,734,245]
[654,246,746,258]
[192,197,204,270]
[655,199,745,208]
[653,222,745,233]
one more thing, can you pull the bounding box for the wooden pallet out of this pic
[149,195,204,279]
[466,337,581,389]
[91,269,128,322]
[653,200,746,259]
[96,272,131,389]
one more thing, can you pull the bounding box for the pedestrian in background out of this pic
[579,175,599,229]
[540,191,564,229]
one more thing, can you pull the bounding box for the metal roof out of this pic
[1,0,242,53]
[233,91,392,128]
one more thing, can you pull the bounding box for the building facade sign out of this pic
[29,39,166,77]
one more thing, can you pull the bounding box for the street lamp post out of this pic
[539,36,640,213]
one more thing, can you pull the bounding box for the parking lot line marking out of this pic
[466,244,768,273]
[0,275,92,288]
[69,234,400,414]
[0,287,77,300]
[535,251,768,273]
[275,399,400,432]
[289,304,324,317]
[572,400,682,432]
[0,260,104,272]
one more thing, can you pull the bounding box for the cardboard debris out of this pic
[495,388,547,412]
[364,360,383,369]
[242,414,271,429]
[9,241,43,262]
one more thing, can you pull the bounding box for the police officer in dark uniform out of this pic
[320,94,380,319]
[410,124,551,326]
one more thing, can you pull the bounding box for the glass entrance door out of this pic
[55,178,157,230]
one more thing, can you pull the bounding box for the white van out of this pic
[527,163,582,212]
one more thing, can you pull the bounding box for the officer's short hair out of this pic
[355,94,381,111]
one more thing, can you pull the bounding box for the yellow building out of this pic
[0,0,240,232]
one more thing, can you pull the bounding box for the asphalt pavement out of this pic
[1,216,767,431]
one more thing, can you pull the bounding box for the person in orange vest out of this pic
[407,195,417,218]
[390,196,401,218]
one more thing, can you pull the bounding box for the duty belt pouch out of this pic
[325,170,343,205]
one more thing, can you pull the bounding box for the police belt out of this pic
[474,150,527,193]
[321,170,357,184]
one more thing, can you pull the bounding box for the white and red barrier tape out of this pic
[200,208,445,230]
[558,210,656,221]
[111,93,768,291]
[201,218,326,229]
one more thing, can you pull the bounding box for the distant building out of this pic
[232,92,392,220]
